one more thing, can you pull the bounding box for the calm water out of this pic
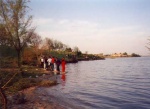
[44,57,150,109]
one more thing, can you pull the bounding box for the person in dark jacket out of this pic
[56,58,61,72]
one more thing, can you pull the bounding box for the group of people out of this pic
[40,56,66,73]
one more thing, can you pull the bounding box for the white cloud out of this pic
[32,18,149,55]
[33,18,53,27]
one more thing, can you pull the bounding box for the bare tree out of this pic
[45,37,54,52]
[53,40,65,50]
[62,44,69,51]
[57,41,63,50]
[73,46,79,53]
[0,0,35,68]
[0,23,11,46]
[53,40,59,50]
[42,37,68,52]
[73,46,82,56]
[29,32,42,66]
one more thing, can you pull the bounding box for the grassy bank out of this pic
[0,66,57,93]
[0,65,57,108]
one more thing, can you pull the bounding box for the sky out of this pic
[29,0,150,56]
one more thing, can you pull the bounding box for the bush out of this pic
[0,57,18,68]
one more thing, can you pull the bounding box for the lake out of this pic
[44,57,150,109]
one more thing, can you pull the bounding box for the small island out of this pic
[104,52,141,58]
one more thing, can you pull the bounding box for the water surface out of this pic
[45,57,150,109]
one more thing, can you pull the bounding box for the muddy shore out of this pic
[7,71,66,109]
[9,87,65,109]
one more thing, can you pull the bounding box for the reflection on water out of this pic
[61,74,66,88]
[45,57,150,109]
[61,73,66,82]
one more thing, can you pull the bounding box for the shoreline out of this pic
[7,73,66,109]
[3,56,149,109]
[8,86,66,109]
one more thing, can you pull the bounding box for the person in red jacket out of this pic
[61,58,66,73]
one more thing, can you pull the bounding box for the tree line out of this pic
[0,0,81,68]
